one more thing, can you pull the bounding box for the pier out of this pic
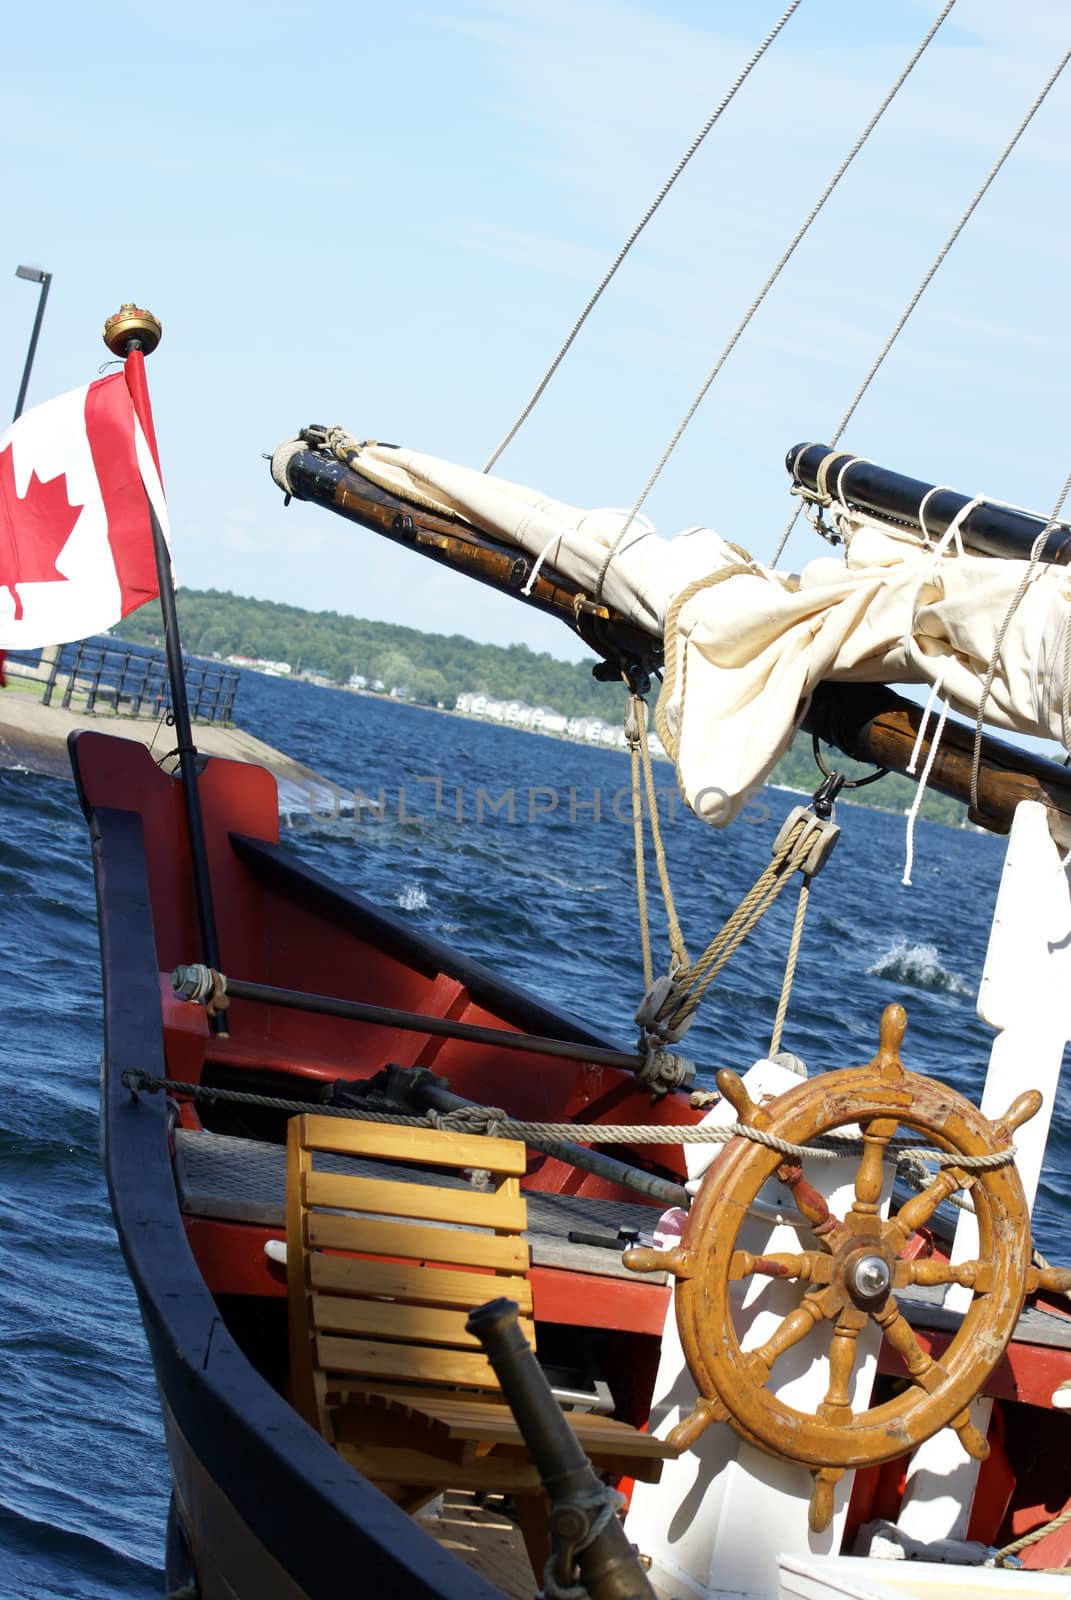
[0,637,337,805]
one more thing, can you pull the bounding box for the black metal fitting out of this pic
[812,770,846,821]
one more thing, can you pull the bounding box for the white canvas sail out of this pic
[274,433,1071,824]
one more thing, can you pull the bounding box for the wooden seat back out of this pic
[286,1113,534,1439]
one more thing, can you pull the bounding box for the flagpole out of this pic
[103,305,226,1033]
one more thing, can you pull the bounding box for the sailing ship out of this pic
[72,413,1071,1599]
[38,12,1071,1600]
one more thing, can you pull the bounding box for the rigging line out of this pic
[481,0,804,475]
[772,42,1071,566]
[969,463,1071,814]
[592,0,959,604]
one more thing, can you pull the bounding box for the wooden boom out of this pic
[272,434,1071,845]
[274,436,658,672]
[805,683,1071,848]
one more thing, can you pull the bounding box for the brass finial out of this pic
[103,304,162,357]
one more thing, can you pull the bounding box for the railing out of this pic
[5,637,239,724]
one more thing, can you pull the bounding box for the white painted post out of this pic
[897,801,1071,1542]
[626,1059,892,1600]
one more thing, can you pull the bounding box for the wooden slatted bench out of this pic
[286,1113,675,1538]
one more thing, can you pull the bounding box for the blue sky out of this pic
[2,0,1068,665]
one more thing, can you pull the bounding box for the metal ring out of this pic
[811,732,888,790]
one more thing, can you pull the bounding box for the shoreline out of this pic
[0,679,340,798]
[293,679,955,827]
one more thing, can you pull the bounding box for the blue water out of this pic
[3,672,1069,1597]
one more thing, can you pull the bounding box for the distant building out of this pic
[567,716,606,743]
[226,654,292,677]
[454,691,604,743]
[531,706,568,735]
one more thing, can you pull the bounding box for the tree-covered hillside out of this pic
[116,588,620,719]
[115,587,966,824]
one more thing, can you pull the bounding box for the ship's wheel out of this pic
[625,1004,1063,1532]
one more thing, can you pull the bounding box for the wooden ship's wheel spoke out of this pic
[749,1285,842,1380]
[729,1249,832,1285]
[870,1295,946,1392]
[774,1155,849,1252]
[885,1167,969,1249]
[818,1306,869,1426]
[892,1256,993,1293]
[846,1115,899,1228]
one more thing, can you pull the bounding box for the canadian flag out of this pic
[0,370,165,649]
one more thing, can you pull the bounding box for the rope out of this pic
[628,670,811,1052]
[986,1505,1071,1567]
[627,693,689,978]
[481,1,804,474]
[769,877,810,1056]
[594,0,959,602]
[119,1070,1015,1169]
[628,707,654,992]
[654,557,764,767]
[655,811,824,1038]
[969,464,1071,812]
[897,1149,975,1215]
[901,689,950,888]
[772,42,1071,566]
[543,1485,625,1600]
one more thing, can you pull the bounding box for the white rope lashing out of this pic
[902,665,951,889]
[968,463,1071,814]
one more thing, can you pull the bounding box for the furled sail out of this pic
[272,431,1071,826]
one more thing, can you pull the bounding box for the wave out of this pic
[0,1499,162,1598]
[396,882,429,911]
[530,867,612,895]
[866,938,972,996]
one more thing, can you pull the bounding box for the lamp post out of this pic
[13,264,52,422]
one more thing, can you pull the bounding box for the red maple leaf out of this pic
[0,443,84,622]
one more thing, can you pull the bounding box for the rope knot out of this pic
[543,1485,626,1600]
[634,1037,696,1097]
[427,1104,511,1139]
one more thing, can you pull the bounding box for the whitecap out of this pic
[866,937,971,997]
[396,883,429,911]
